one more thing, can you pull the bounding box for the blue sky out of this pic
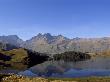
[0,0,110,40]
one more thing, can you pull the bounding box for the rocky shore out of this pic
[1,74,110,82]
[1,74,76,82]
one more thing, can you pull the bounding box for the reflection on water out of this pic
[2,56,110,78]
[24,56,110,77]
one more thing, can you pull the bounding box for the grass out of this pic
[47,77,110,82]
[1,74,110,82]
[0,48,28,70]
[0,48,28,62]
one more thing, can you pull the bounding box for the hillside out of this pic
[0,48,49,70]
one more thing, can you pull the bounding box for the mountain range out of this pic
[0,33,110,54]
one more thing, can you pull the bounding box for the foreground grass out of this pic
[48,77,110,82]
[1,74,110,82]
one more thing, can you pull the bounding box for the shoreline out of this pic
[1,74,110,82]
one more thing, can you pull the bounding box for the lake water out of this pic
[18,56,110,78]
[1,56,110,78]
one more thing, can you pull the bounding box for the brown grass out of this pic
[2,74,110,82]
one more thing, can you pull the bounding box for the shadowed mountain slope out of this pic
[0,35,24,48]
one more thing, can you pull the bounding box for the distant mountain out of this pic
[1,34,110,54]
[23,33,70,54]
[0,42,17,50]
[0,42,6,50]
[0,35,24,48]
[23,33,110,54]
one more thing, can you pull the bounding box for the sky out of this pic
[0,0,110,40]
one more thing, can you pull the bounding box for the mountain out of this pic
[0,43,6,50]
[23,33,110,54]
[0,35,24,48]
[1,34,110,54]
[23,33,70,54]
[0,42,18,51]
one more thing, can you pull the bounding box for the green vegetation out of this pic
[0,48,49,70]
[1,48,28,62]
[53,51,91,62]
[0,48,92,71]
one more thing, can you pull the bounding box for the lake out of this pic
[18,56,110,78]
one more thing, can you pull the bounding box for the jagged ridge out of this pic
[0,33,110,54]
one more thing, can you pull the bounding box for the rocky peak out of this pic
[43,33,54,40]
[30,33,53,41]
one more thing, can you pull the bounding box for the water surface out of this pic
[22,56,110,77]
[2,56,110,78]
